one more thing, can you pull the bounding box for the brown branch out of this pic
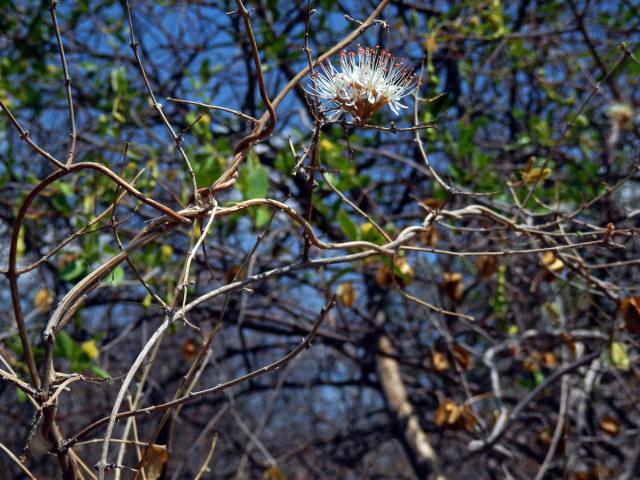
[209,0,277,189]
[122,0,200,204]
[88,297,336,474]
[50,1,77,167]
[166,97,258,123]
[0,97,67,170]
[0,441,38,480]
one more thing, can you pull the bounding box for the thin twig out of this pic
[193,434,219,480]
[0,441,38,480]
[74,298,336,455]
[166,97,258,123]
[0,97,67,170]
[123,0,200,204]
[49,1,77,167]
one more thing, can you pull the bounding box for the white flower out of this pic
[308,46,416,124]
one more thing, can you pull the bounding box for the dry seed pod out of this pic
[375,263,394,288]
[443,272,464,302]
[337,281,356,307]
[432,351,450,372]
[620,296,640,334]
[34,288,54,312]
[434,399,476,431]
[226,264,242,283]
[542,351,556,368]
[375,257,414,288]
[562,333,577,353]
[599,416,620,436]
[452,344,473,370]
[434,399,461,427]
[418,225,440,247]
[420,198,445,211]
[542,251,564,281]
[608,102,633,127]
[476,255,498,278]
[395,257,414,286]
[181,339,198,361]
[523,167,552,184]
[137,444,168,480]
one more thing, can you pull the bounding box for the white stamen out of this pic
[306,46,416,123]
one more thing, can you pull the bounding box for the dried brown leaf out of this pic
[599,416,620,436]
[476,255,498,279]
[620,296,640,334]
[443,272,464,302]
[452,344,473,370]
[432,351,450,372]
[337,281,356,307]
[181,339,199,361]
[136,444,168,480]
[34,288,54,312]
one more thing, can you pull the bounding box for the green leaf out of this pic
[58,182,74,197]
[360,222,385,245]
[610,342,630,370]
[16,227,25,259]
[192,148,224,187]
[51,193,73,215]
[142,293,152,309]
[274,150,295,173]
[110,66,127,95]
[106,265,124,286]
[199,58,211,83]
[320,138,346,168]
[239,154,269,199]
[60,259,86,282]
[533,370,544,386]
[89,365,111,379]
[255,207,271,229]
[55,331,76,360]
[16,388,27,403]
[337,210,358,241]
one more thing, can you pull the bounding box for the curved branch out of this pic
[94,298,335,479]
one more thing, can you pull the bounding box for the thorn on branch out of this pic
[226,7,255,15]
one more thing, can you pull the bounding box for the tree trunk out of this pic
[376,333,446,480]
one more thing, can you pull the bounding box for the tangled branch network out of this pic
[308,45,416,123]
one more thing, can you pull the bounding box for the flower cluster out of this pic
[308,46,416,124]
